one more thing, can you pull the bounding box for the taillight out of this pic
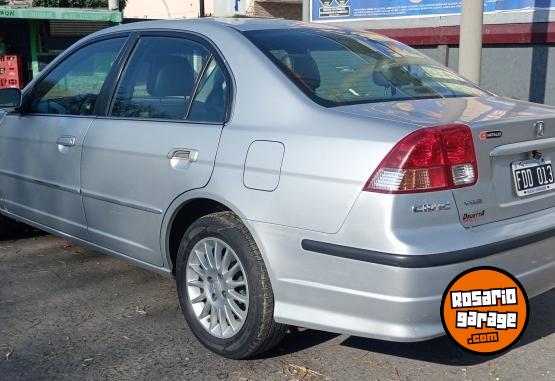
[364,124,478,193]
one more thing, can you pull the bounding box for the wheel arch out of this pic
[161,191,256,276]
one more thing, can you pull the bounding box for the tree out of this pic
[32,0,127,11]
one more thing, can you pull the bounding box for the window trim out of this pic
[20,32,132,117]
[100,30,235,125]
[184,54,213,120]
[18,29,235,124]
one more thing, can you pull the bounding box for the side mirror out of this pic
[0,88,22,109]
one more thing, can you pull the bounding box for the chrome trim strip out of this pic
[0,169,81,195]
[490,137,555,157]
[82,190,163,215]
[167,148,199,162]
[94,115,223,125]
[2,199,87,230]
[0,170,163,214]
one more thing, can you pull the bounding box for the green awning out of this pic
[0,7,122,23]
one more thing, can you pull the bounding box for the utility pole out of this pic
[199,0,205,17]
[458,0,484,84]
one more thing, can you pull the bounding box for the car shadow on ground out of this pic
[0,227,46,241]
[260,328,340,358]
[260,288,554,364]
[339,288,555,366]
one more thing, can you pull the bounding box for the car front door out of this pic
[0,36,127,238]
[81,34,230,265]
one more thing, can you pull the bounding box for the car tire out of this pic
[175,211,287,359]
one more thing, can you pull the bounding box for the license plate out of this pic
[512,157,555,197]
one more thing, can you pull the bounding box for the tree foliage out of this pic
[32,0,127,11]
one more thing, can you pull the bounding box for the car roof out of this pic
[93,17,341,37]
[211,17,307,31]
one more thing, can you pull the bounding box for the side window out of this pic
[188,57,228,123]
[30,38,126,116]
[110,37,211,120]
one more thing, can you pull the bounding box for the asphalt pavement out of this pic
[0,232,553,381]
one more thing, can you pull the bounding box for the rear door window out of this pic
[110,36,211,120]
[187,57,228,123]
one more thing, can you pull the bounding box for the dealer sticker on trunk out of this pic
[479,130,503,140]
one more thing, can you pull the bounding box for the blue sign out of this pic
[311,0,555,22]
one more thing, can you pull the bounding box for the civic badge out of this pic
[534,121,545,138]
[412,202,451,213]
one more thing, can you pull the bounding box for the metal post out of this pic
[458,0,484,84]
[28,20,40,79]
[199,0,205,17]
[302,0,310,22]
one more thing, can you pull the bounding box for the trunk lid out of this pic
[335,96,555,227]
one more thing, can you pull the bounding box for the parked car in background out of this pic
[1,19,554,359]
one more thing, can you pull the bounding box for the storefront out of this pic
[0,6,121,87]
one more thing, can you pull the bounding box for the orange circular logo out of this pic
[441,267,529,355]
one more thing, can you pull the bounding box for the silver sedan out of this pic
[0,18,554,359]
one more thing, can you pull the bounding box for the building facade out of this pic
[124,0,214,19]
[124,0,302,20]
[0,1,121,87]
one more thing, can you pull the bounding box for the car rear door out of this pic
[81,33,230,266]
[0,36,127,238]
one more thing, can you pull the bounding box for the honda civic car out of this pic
[0,19,554,359]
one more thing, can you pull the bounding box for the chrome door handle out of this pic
[167,149,199,162]
[57,135,76,147]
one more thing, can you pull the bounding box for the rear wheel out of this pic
[175,212,286,359]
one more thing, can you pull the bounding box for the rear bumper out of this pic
[247,208,555,342]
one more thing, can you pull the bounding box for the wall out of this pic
[124,0,214,19]
[214,0,301,19]
[439,44,555,106]
[403,40,555,107]
[125,0,301,21]
[252,1,301,20]
[214,0,248,17]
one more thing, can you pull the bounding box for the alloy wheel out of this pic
[186,237,250,339]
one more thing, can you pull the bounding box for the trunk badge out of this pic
[412,202,451,213]
[534,121,545,138]
[463,198,483,206]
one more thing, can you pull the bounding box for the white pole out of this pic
[108,0,119,11]
[458,0,484,84]
[302,0,310,22]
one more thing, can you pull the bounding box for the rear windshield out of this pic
[243,28,488,107]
